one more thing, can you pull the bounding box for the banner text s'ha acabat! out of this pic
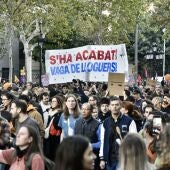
[45,45,128,84]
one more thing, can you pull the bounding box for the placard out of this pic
[108,73,125,96]
[146,79,156,87]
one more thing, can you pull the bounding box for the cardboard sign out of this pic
[108,73,125,96]
[146,79,156,87]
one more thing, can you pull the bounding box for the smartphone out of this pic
[153,116,162,128]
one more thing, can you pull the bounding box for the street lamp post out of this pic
[145,43,164,80]
[162,28,166,77]
[135,23,139,78]
[152,43,157,80]
[163,38,166,76]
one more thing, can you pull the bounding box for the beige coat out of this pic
[27,104,45,138]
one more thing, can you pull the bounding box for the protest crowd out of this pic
[0,79,169,170]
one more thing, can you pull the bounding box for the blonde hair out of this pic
[152,97,162,109]
[119,133,151,170]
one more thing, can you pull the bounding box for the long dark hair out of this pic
[55,135,89,170]
[12,125,44,162]
[51,95,63,111]
[63,94,80,119]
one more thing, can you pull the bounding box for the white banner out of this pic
[45,44,128,84]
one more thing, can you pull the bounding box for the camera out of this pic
[152,115,162,135]
[144,119,161,136]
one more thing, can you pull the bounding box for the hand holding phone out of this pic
[153,116,162,128]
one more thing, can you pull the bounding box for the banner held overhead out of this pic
[45,44,128,84]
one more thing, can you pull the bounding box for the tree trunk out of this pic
[24,43,32,82]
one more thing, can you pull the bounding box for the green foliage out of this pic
[0,0,169,45]
[44,0,152,47]
[151,0,170,37]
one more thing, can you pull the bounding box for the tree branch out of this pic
[25,19,37,35]
[13,0,25,16]
[27,20,40,43]
[30,42,39,52]
[3,0,11,17]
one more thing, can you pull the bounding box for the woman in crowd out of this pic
[88,95,98,107]
[120,101,143,132]
[120,101,134,117]
[1,92,14,112]
[142,121,157,164]
[44,95,63,161]
[55,135,96,170]
[58,94,80,140]
[0,125,44,170]
[0,117,11,170]
[155,124,170,170]
[91,105,99,120]
[118,133,154,170]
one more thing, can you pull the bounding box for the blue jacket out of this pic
[102,114,133,163]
